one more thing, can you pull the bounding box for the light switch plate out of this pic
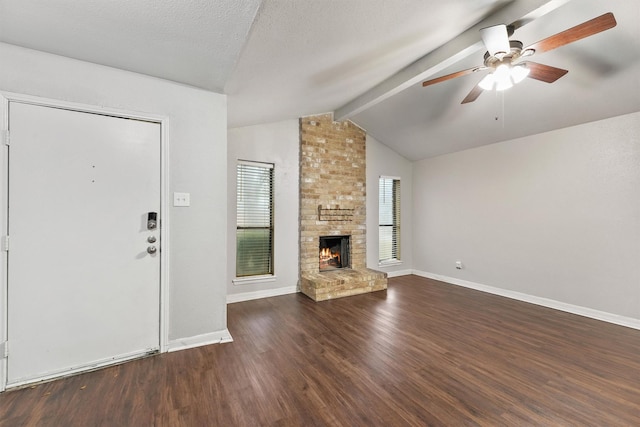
[173,192,191,207]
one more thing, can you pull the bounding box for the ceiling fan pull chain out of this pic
[502,92,506,129]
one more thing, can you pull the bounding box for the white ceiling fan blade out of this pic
[480,24,510,57]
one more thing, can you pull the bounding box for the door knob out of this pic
[147,236,157,243]
[147,246,157,254]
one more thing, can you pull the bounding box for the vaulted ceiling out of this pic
[1,0,638,160]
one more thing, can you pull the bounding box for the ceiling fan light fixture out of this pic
[478,73,495,90]
[511,64,530,83]
[494,64,512,91]
[495,79,513,91]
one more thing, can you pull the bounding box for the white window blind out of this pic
[379,177,400,262]
[236,161,274,277]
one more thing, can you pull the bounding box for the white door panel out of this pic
[7,102,160,385]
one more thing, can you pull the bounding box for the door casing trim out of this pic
[0,91,171,391]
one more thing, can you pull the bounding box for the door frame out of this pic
[0,92,171,391]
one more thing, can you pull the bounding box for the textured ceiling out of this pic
[0,0,261,92]
[225,0,511,127]
[0,0,638,160]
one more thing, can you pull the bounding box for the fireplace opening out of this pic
[319,235,350,271]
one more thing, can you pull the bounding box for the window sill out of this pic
[378,260,403,267]
[232,275,277,286]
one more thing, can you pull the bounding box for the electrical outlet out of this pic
[455,261,463,270]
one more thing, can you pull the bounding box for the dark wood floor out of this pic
[1,275,640,426]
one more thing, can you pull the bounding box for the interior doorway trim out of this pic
[0,91,171,391]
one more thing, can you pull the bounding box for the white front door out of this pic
[6,101,161,387]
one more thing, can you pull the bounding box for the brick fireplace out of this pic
[299,113,387,301]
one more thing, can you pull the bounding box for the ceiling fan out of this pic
[422,12,617,104]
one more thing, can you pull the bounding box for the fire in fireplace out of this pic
[319,235,350,271]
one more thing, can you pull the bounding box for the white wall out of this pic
[412,112,640,321]
[366,134,413,276]
[0,43,229,348]
[227,119,300,302]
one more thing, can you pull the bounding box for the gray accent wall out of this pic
[412,112,640,320]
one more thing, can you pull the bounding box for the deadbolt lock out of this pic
[147,212,158,230]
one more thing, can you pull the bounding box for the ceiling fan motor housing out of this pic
[483,40,524,69]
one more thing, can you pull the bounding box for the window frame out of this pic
[235,160,275,278]
[378,175,401,264]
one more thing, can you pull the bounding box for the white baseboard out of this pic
[0,364,5,392]
[5,347,159,390]
[385,269,413,278]
[412,270,640,331]
[167,329,234,353]
[227,285,298,304]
